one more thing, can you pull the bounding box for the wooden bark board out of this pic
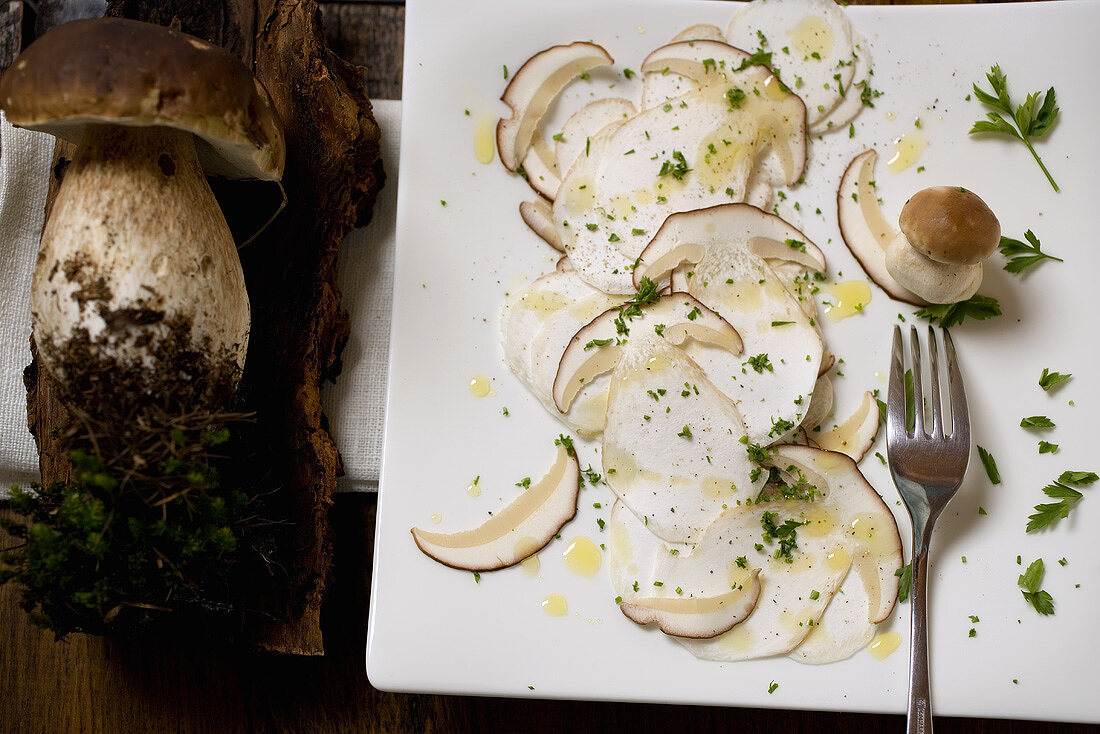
[21,0,383,655]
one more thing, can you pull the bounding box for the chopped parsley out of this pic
[746,353,774,374]
[1026,471,1096,532]
[895,564,912,603]
[1020,415,1055,429]
[1038,368,1071,392]
[658,150,691,180]
[760,511,807,563]
[977,446,1000,484]
[1018,558,1054,615]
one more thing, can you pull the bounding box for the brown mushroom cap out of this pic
[898,186,1000,266]
[0,18,284,181]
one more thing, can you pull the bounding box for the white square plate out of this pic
[368,0,1100,722]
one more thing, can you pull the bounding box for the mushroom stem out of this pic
[33,124,249,407]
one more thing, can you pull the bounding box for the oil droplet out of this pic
[430,512,442,524]
[466,480,482,497]
[542,593,568,616]
[468,375,491,397]
[473,114,496,164]
[825,545,852,572]
[562,536,602,577]
[823,280,872,323]
[887,131,928,174]
[788,16,835,59]
[885,111,897,122]
[520,553,540,577]
[868,631,902,659]
[874,370,886,383]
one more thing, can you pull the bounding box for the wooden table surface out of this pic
[2,1,1089,732]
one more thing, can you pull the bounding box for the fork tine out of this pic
[927,326,943,439]
[909,326,925,437]
[943,329,970,444]
[888,326,906,445]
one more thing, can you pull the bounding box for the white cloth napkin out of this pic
[0,100,401,494]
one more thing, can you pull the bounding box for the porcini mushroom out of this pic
[884,186,999,304]
[0,18,284,405]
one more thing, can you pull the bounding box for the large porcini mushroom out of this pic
[884,186,999,304]
[0,18,284,406]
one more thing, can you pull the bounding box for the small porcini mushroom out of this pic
[0,18,283,404]
[898,186,1000,266]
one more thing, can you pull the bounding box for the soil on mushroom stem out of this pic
[0,319,298,638]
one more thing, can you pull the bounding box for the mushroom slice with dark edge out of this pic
[410,444,580,571]
[814,390,879,462]
[726,0,858,128]
[520,129,561,200]
[669,23,727,44]
[601,333,765,543]
[672,446,901,661]
[620,572,761,639]
[496,41,614,172]
[519,198,564,251]
[0,18,284,401]
[552,293,742,414]
[639,41,808,186]
[632,205,824,445]
[554,97,637,177]
[634,203,825,287]
[837,149,927,306]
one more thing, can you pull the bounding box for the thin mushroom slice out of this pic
[602,333,765,543]
[787,548,879,664]
[799,374,833,432]
[519,198,563,251]
[553,293,742,413]
[838,149,927,306]
[410,444,580,571]
[620,571,761,639]
[727,0,857,128]
[496,41,614,171]
[555,98,637,176]
[639,41,808,187]
[520,129,561,200]
[670,446,901,661]
[808,33,873,135]
[815,390,879,462]
[634,203,825,288]
[501,270,608,390]
[670,23,727,44]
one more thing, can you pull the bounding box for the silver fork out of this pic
[886,326,970,734]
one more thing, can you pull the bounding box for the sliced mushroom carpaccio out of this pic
[674,445,902,661]
[837,149,928,306]
[601,333,764,543]
[497,41,614,171]
[554,98,637,177]
[411,444,580,571]
[639,41,808,187]
[632,206,824,445]
[808,33,873,136]
[726,0,858,128]
[553,292,741,414]
[520,129,561,200]
[519,197,563,251]
[815,390,880,462]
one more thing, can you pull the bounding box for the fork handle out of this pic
[907,542,933,734]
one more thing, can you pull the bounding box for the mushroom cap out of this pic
[885,231,982,304]
[0,18,284,181]
[898,186,999,266]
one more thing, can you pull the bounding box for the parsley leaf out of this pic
[1017,558,1055,615]
[914,294,1001,328]
[977,445,1001,485]
[658,150,691,180]
[1026,480,1087,532]
[999,230,1062,274]
[1020,415,1055,429]
[1038,368,1071,392]
[895,563,912,603]
[969,65,1060,191]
